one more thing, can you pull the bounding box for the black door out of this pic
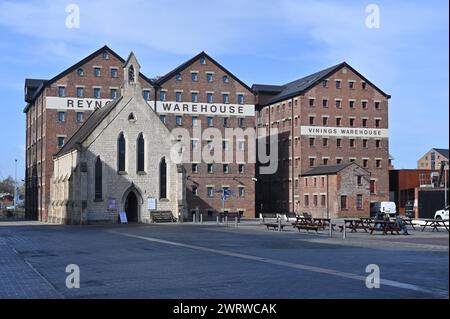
[125,192,138,222]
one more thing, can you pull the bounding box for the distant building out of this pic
[417,148,449,170]
[300,163,371,218]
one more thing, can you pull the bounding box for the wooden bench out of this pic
[151,211,175,223]
[264,223,287,231]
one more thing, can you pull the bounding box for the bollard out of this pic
[278,217,282,232]
[225,216,228,227]
[200,214,203,224]
[193,213,196,223]
[235,217,238,228]
[216,216,219,224]
[343,222,346,239]
[329,221,333,238]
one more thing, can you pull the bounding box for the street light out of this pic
[14,159,17,212]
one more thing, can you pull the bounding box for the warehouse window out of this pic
[94,67,101,77]
[340,195,348,210]
[76,112,84,123]
[304,195,309,207]
[192,163,198,173]
[58,86,65,97]
[309,137,315,147]
[176,73,182,81]
[223,75,229,83]
[322,80,328,88]
[376,159,382,168]
[223,117,229,127]
[143,90,150,101]
[356,194,363,210]
[335,80,341,89]
[375,119,381,128]
[238,94,244,105]
[222,93,229,104]
[110,88,118,99]
[57,136,65,148]
[137,133,145,173]
[349,118,355,127]
[239,187,245,198]
[349,100,355,108]
[118,133,126,172]
[159,115,166,124]
[375,102,380,110]
[309,158,315,167]
[191,92,198,103]
[206,73,213,82]
[58,112,66,123]
[76,87,84,98]
[95,157,102,200]
[350,139,356,148]
[363,139,368,148]
[362,118,368,127]
[337,138,342,148]
[111,68,118,78]
[200,57,206,65]
[238,164,245,174]
[176,116,182,126]
[207,93,214,103]
[207,117,214,127]
[321,195,326,207]
[322,117,328,126]
[102,51,109,60]
[370,180,376,194]
[160,91,167,101]
[191,72,198,81]
[323,138,328,147]
[93,88,101,99]
[309,116,315,125]
[207,163,214,173]
[376,140,381,148]
[322,99,328,108]
[77,68,85,77]
[160,158,167,199]
[207,187,214,198]
[176,91,183,102]
[336,117,342,126]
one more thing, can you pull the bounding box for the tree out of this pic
[0,176,15,194]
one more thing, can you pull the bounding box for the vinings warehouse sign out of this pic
[45,97,255,116]
[300,126,388,138]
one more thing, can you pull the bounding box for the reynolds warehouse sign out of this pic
[300,126,388,138]
[45,97,254,116]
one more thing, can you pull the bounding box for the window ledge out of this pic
[137,171,146,175]
[94,199,103,202]
[159,198,169,202]
[118,171,127,175]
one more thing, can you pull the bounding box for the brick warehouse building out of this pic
[24,46,255,222]
[253,62,391,217]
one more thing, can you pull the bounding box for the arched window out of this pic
[118,132,126,172]
[95,157,102,200]
[160,158,167,199]
[137,133,145,172]
[128,65,135,83]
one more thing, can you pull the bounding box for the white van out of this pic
[370,201,397,217]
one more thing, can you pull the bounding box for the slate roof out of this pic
[433,148,449,159]
[154,51,253,93]
[23,45,153,112]
[55,96,124,157]
[253,62,391,106]
[301,162,367,177]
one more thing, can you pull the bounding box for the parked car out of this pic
[370,201,397,217]
[434,206,449,220]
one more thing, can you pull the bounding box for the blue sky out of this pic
[0,0,448,181]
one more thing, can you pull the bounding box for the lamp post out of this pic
[14,159,17,212]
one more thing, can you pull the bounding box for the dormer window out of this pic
[77,68,85,77]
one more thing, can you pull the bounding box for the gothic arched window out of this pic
[159,157,167,199]
[137,133,145,172]
[95,157,102,200]
[118,132,126,172]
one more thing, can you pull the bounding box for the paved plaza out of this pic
[0,220,448,299]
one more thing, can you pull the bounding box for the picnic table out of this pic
[421,219,449,232]
[313,218,336,230]
[340,219,368,233]
[360,217,375,227]
[369,220,400,235]
[402,218,417,230]
[264,222,288,231]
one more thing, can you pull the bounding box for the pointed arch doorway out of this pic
[124,191,138,223]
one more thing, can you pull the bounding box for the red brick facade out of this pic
[255,64,390,215]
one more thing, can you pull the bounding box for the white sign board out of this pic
[152,101,255,116]
[46,97,113,110]
[119,212,128,224]
[300,126,388,138]
[147,198,157,210]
